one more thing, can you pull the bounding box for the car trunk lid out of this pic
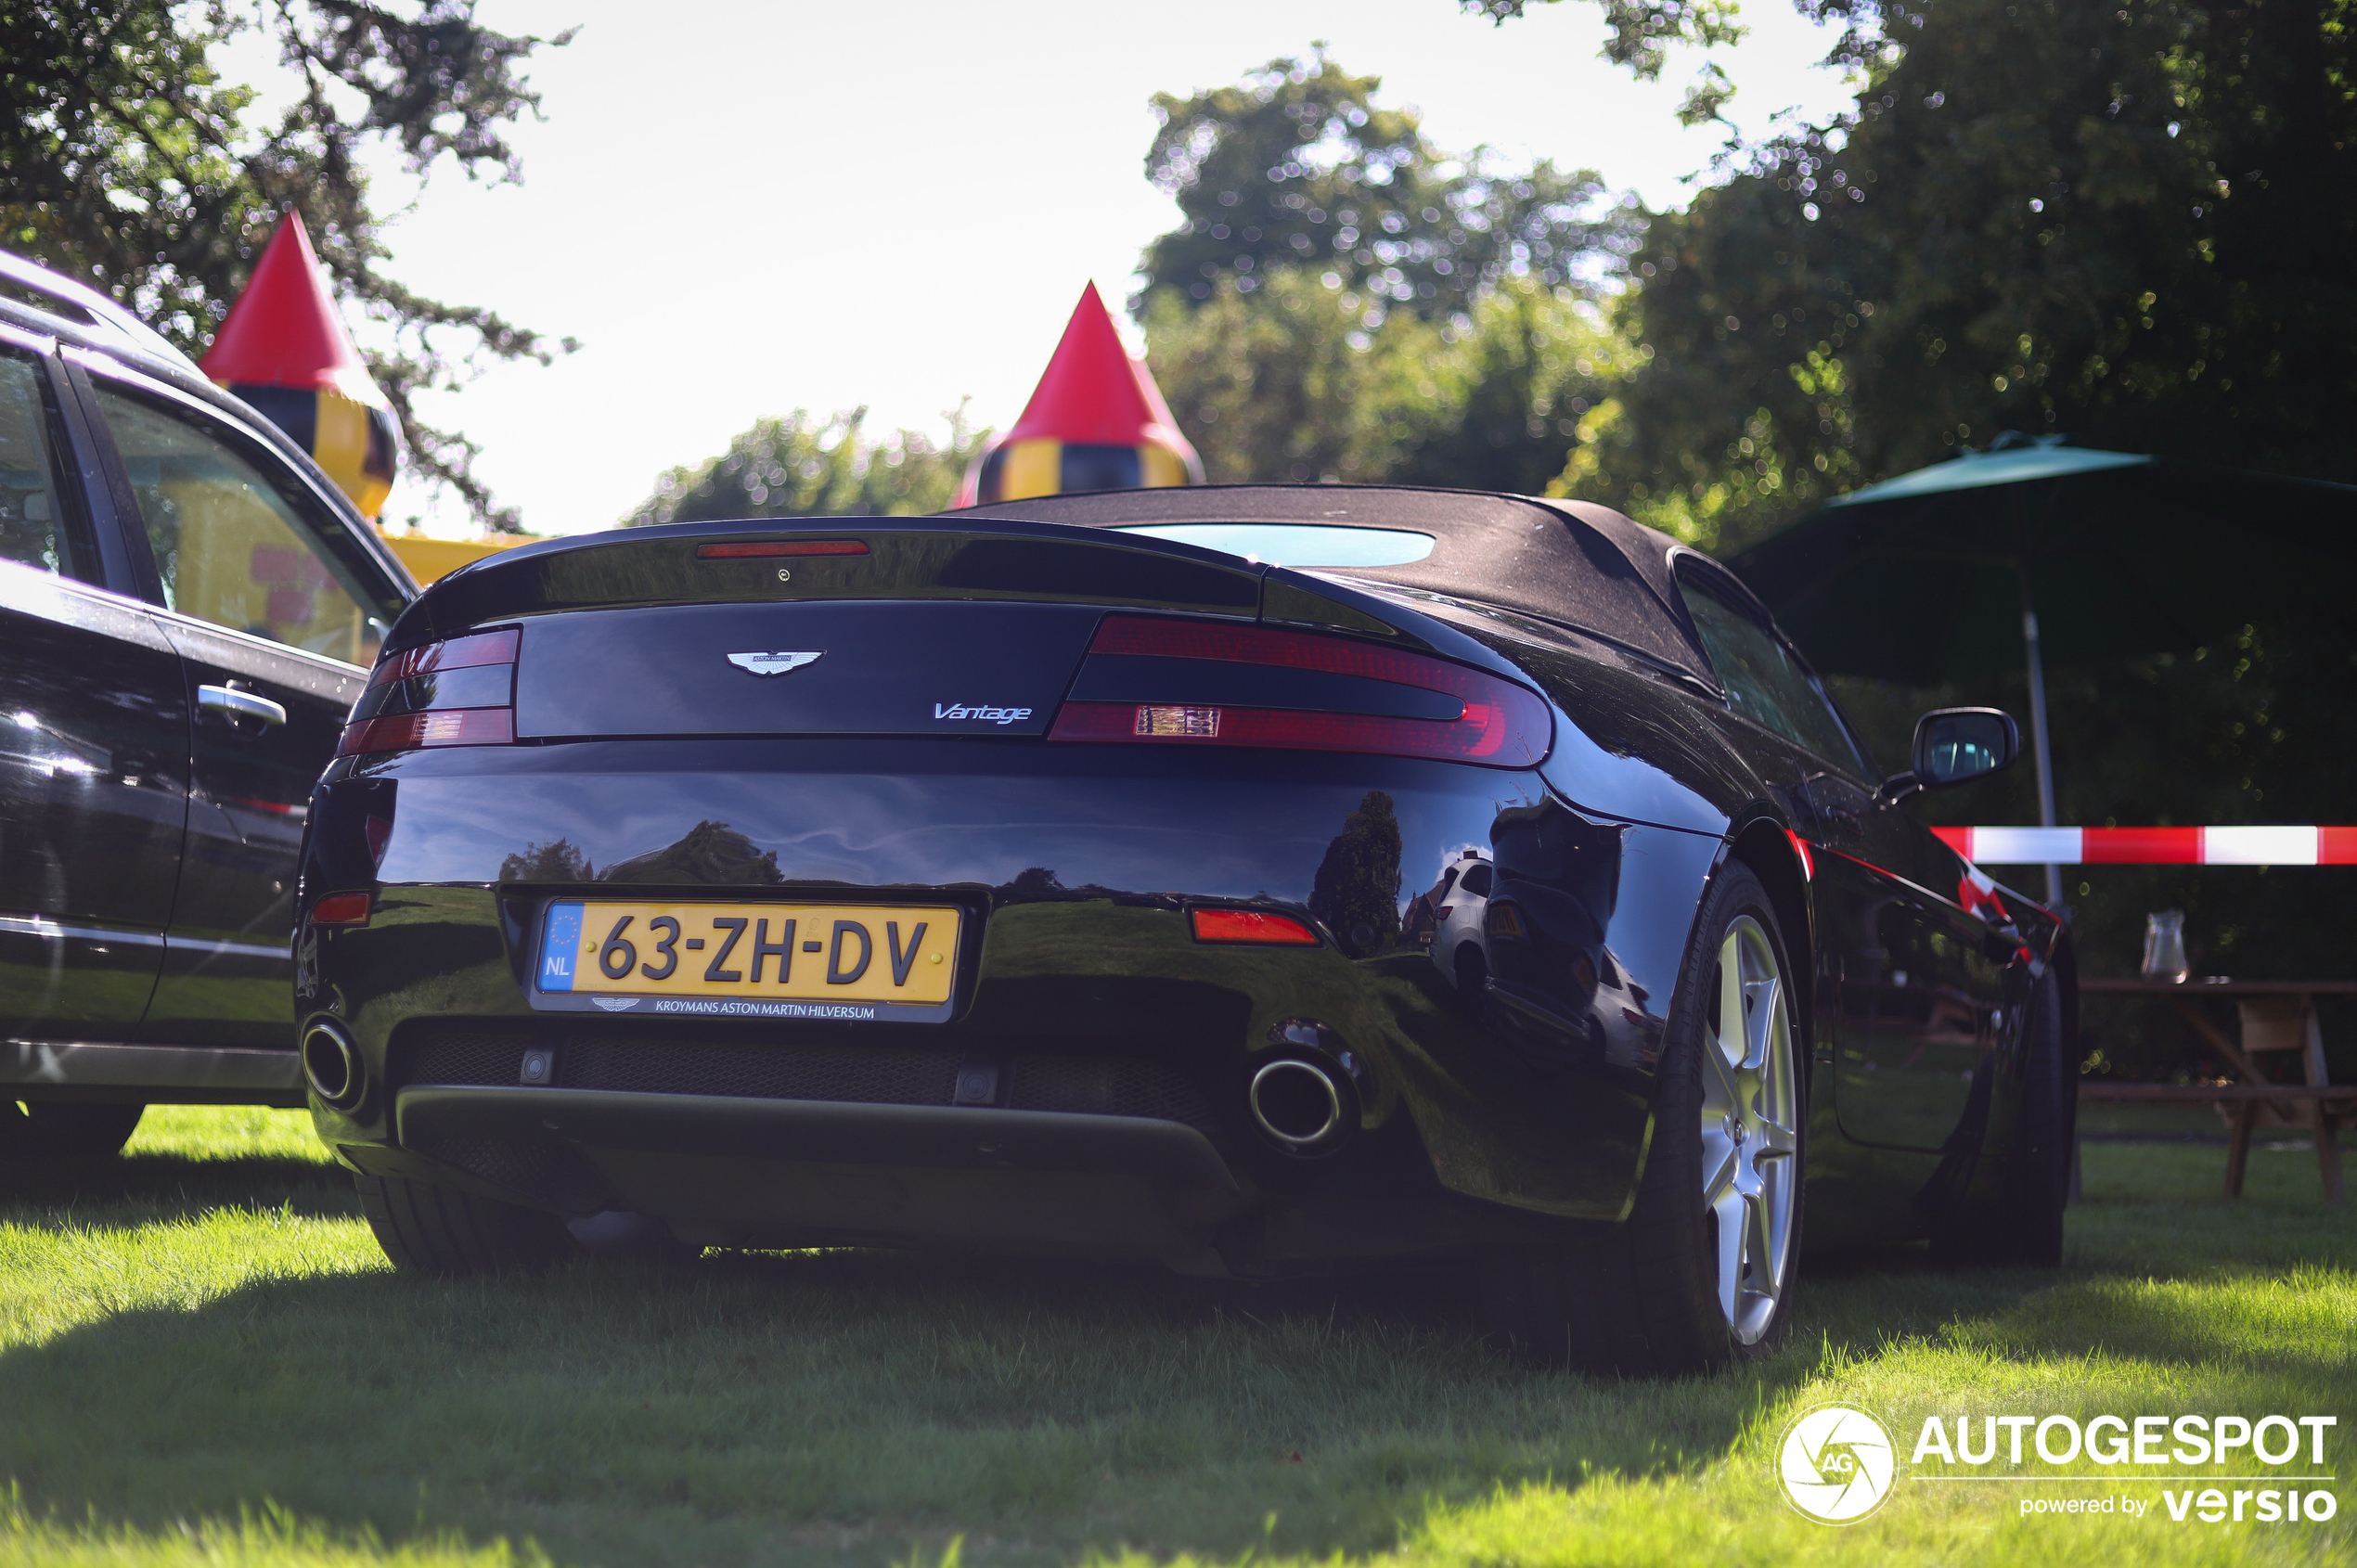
[512,598,1105,739]
[385,519,1454,743]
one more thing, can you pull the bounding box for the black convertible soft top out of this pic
[952,484,1707,679]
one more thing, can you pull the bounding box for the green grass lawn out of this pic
[0,1107,2350,1568]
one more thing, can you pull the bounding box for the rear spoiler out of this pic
[383,517,1407,656]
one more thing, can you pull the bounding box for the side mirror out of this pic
[1881,708,2018,799]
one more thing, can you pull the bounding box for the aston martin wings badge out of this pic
[727,651,823,676]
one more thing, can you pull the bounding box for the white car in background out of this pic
[1428,850,1496,995]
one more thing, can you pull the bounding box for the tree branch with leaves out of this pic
[0,0,575,530]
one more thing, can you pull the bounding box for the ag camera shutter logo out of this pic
[1777,1403,1898,1524]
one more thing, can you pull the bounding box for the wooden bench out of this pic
[2079,980,2355,1204]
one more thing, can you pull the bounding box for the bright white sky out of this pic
[233,0,1859,534]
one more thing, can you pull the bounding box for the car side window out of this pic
[1678,572,1866,775]
[0,351,95,583]
[91,384,393,667]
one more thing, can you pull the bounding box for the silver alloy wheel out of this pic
[1698,913,1799,1344]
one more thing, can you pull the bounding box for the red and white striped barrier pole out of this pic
[1934,827,2357,866]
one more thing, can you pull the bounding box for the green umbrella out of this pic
[1728,436,2357,902]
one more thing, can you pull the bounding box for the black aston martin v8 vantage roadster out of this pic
[297,485,2076,1374]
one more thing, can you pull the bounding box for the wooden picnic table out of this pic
[2078,979,2357,1203]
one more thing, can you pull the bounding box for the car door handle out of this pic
[198,685,287,727]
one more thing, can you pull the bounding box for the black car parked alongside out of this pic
[301,483,2075,1375]
[0,250,415,1161]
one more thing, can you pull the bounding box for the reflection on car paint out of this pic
[327,743,1715,1226]
[0,566,195,1033]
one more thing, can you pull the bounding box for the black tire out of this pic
[1938,978,2071,1267]
[1479,860,1805,1376]
[354,1170,574,1275]
[0,1100,145,1167]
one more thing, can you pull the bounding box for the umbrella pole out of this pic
[2018,574,2064,909]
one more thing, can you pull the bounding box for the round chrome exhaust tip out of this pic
[301,1019,363,1108]
[1247,1057,1349,1151]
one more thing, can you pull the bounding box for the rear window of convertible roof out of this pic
[1103,522,1436,568]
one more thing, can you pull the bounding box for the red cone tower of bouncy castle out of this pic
[200,213,400,518]
[956,282,1203,507]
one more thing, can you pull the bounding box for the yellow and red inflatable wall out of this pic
[200,213,399,520]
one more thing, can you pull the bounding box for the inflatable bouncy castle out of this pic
[202,214,527,583]
[957,282,1202,507]
[200,213,400,519]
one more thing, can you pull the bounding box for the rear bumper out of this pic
[303,737,1725,1265]
[399,1086,1240,1192]
[377,1086,1245,1262]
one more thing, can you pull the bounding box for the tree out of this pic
[0,0,574,529]
[1141,50,1634,318]
[1132,51,1641,492]
[621,405,988,527]
[1390,275,1632,495]
[1490,0,2357,550]
[1144,264,1632,491]
[1459,0,1745,125]
[497,838,591,881]
[600,821,780,886]
[1140,269,1442,484]
[1309,790,1404,958]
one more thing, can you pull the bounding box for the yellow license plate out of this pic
[535,900,960,1022]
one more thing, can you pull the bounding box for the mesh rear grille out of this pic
[560,1039,957,1106]
[394,1025,1217,1134]
[424,1137,581,1191]
[1008,1055,1217,1130]
[406,1033,529,1088]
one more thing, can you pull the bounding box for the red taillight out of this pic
[1049,616,1550,767]
[1191,908,1320,945]
[1089,618,1451,687]
[340,708,514,755]
[342,628,520,756]
[366,627,518,689]
[696,540,870,559]
[309,891,372,926]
